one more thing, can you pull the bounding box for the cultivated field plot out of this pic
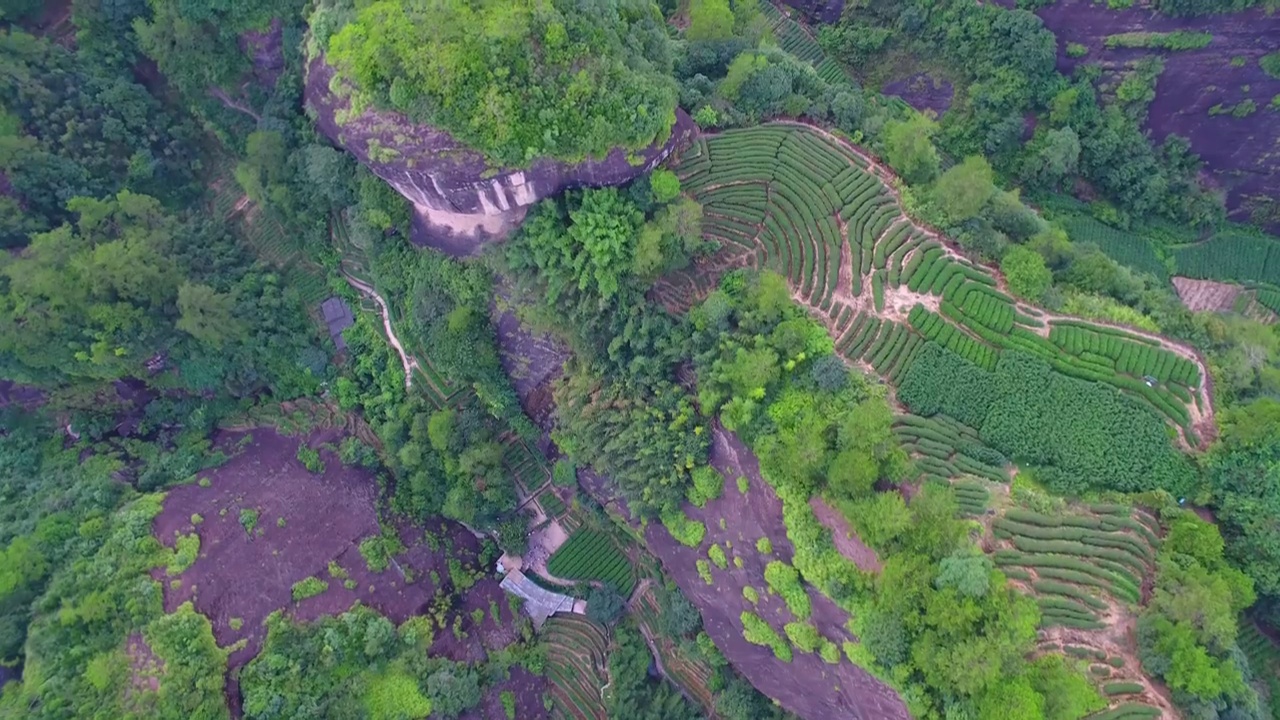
[1171,276,1242,312]
[669,124,1207,441]
[545,529,636,597]
[893,413,1009,486]
[990,502,1168,717]
[543,614,610,720]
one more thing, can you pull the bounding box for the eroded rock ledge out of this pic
[306,56,695,255]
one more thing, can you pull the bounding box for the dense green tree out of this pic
[325,0,678,165]
[1001,245,1053,302]
[931,155,996,223]
[882,115,940,185]
[0,29,198,245]
[585,585,626,625]
[1020,127,1081,192]
[177,282,247,349]
[687,0,735,42]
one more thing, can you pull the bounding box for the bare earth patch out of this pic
[644,427,908,720]
[1171,276,1242,312]
[808,498,882,573]
[153,428,540,712]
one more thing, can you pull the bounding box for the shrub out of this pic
[229,618,243,631]
[697,560,714,585]
[1103,682,1144,696]
[501,690,516,720]
[688,466,725,507]
[190,514,203,526]
[291,576,329,602]
[167,533,200,575]
[661,508,707,548]
[296,445,325,474]
[741,612,791,662]
[360,536,395,572]
[784,621,821,653]
[1263,52,1280,79]
[737,476,750,494]
[551,459,577,488]
[764,561,811,620]
[819,639,840,664]
[756,537,773,555]
[709,544,728,569]
[743,586,760,604]
[239,508,259,536]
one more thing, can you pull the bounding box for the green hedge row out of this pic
[1033,580,1109,610]
[1084,703,1160,720]
[995,519,1152,563]
[1005,537,1148,574]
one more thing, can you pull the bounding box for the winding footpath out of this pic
[341,273,420,389]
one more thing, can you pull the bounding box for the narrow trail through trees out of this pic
[341,273,420,389]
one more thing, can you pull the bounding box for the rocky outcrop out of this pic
[305,56,697,255]
[780,0,844,24]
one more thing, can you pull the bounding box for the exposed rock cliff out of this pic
[305,56,696,255]
[780,0,844,24]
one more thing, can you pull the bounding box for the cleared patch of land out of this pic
[153,428,541,710]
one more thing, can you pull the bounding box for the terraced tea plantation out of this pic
[543,614,610,720]
[1173,230,1280,287]
[892,413,1008,487]
[670,124,1207,442]
[631,584,716,712]
[546,529,636,597]
[757,1,847,86]
[993,505,1159,630]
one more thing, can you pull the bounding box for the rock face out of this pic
[305,56,697,255]
[780,0,844,24]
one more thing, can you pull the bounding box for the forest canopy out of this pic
[321,0,679,166]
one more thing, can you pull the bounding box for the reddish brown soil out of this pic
[153,428,541,712]
[458,666,547,720]
[809,498,883,572]
[1036,0,1280,225]
[493,288,571,439]
[1171,276,1242,312]
[883,72,955,116]
[643,427,908,720]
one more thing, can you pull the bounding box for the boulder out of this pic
[780,0,844,24]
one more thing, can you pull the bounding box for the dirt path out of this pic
[342,273,420,389]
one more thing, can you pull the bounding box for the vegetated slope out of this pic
[665,123,1212,453]
[1035,0,1280,226]
[991,499,1172,719]
[305,0,693,249]
[543,614,610,720]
